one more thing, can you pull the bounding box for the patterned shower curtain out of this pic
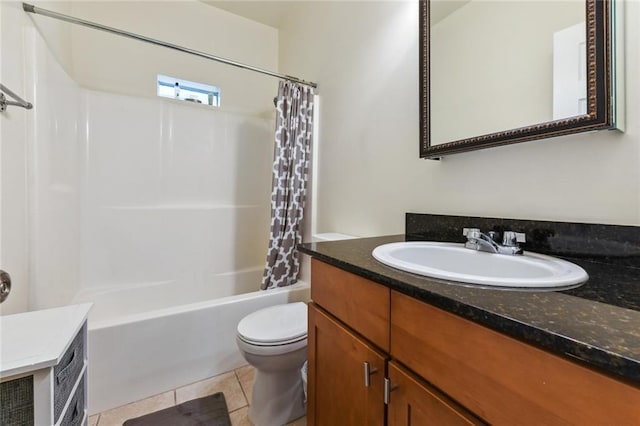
[261,81,315,290]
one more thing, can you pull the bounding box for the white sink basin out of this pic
[372,242,588,288]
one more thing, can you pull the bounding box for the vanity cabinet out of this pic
[307,259,389,425]
[0,304,91,426]
[307,259,640,425]
[307,259,480,426]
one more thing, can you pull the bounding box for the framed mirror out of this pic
[420,0,615,159]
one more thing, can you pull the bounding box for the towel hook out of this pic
[0,83,33,112]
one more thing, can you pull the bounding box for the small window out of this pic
[157,74,220,107]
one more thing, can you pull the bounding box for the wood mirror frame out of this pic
[420,0,614,159]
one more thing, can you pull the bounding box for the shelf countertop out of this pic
[1,303,92,378]
[299,235,640,385]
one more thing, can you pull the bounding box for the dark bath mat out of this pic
[123,392,231,426]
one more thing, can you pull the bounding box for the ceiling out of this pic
[202,1,297,29]
[203,1,471,30]
[431,1,470,24]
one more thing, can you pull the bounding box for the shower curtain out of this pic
[261,81,315,290]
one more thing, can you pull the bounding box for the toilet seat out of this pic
[237,302,307,346]
[238,334,306,346]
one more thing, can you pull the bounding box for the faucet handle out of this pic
[502,231,526,247]
[462,228,480,237]
[463,228,480,237]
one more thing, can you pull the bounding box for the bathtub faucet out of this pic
[462,228,525,255]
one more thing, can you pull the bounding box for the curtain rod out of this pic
[0,83,33,112]
[22,3,318,89]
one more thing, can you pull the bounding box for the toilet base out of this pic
[249,367,306,426]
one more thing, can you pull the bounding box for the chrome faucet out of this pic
[463,228,526,255]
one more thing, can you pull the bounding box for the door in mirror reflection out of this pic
[553,21,587,119]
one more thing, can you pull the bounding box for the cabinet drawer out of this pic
[390,291,640,425]
[60,374,86,426]
[311,259,390,351]
[54,323,86,423]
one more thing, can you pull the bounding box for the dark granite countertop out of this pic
[299,234,640,386]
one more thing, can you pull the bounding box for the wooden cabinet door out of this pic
[307,303,386,426]
[387,361,483,426]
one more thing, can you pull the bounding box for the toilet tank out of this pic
[312,233,356,242]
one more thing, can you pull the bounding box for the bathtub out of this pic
[75,268,310,414]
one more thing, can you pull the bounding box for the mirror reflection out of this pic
[430,0,586,146]
[421,0,616,159]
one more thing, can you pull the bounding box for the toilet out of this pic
[236,302,308,426]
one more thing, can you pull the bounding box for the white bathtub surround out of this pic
[25,22,84,312]
[14,18,277,315]
[262,82,316,290]
[80,90,275,291]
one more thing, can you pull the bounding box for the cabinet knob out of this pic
[363,361,378,387]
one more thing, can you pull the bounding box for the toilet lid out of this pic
[237,302,307,345]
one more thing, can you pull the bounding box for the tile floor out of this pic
[88,365,307,426]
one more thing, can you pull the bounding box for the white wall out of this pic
[26,1,279,114]
[279,1,640,238]
[28,1,75,76]
[66,1,279,115]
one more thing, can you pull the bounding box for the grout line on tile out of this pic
[235,368,250,407]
